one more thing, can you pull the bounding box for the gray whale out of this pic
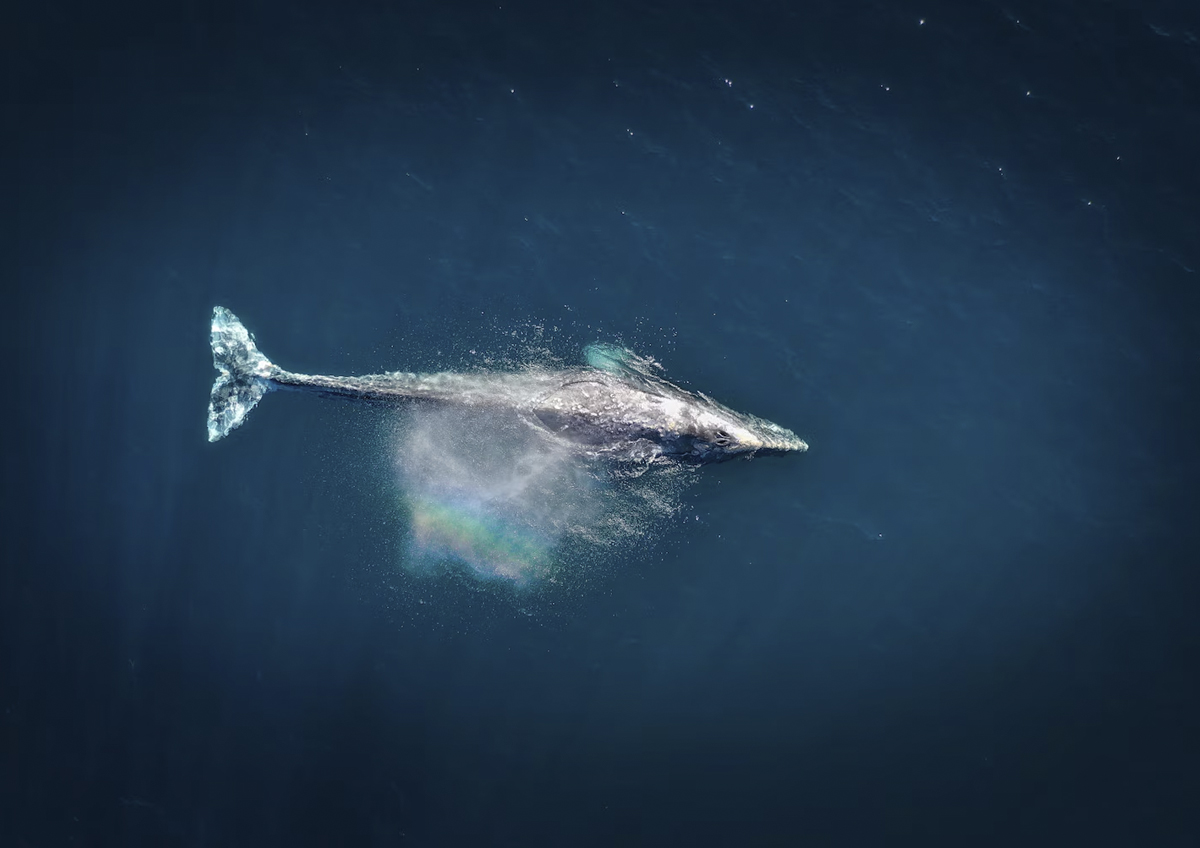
[206,306,807,464]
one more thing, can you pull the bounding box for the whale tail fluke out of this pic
[207,306,277,442]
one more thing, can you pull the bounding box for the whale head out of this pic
[680,403,809,463]
[574,343,808,464]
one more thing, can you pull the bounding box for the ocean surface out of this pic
[5,0,1198,845]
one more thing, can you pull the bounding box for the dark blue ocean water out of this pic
[5,0,1199,845]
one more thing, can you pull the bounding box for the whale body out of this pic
[206,306,807,464]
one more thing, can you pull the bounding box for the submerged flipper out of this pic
[207,306,277,442]
[583,342,679,397]
[584,342,639,375]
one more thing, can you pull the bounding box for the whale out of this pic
[206,306,807,464]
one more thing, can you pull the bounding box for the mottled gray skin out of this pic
[207,307,808,464]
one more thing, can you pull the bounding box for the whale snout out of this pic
[768,433,808,453]
[753,430,808,455]
[725,417,808,457]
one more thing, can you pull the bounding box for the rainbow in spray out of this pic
[405,494,556,585]
[391,404,612,587]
